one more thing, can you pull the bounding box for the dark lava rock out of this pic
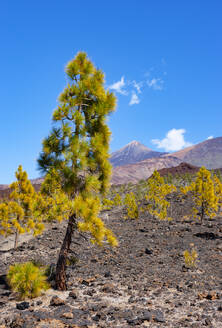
[145,248,153,255]
[16,302,30,310]
[92,314,101,322]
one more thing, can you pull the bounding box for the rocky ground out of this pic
[0,195,222,327]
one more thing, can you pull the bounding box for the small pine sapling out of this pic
[7,262,49,299]
[0,166,44,248]
[102,198,114,210]
[183,244,198,268]
[124,192,139,219]
[145,170,176,220]
[113,193,122,207]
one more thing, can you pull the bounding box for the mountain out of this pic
[0,184,9,190]
[111,156,182,184]
[168,136,222,169]
[110,140,166,167]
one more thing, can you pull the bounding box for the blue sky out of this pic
[0,1,222,183]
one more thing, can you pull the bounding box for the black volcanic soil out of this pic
[0,195,222,327]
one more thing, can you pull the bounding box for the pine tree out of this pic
[187,167,218,223]
[124,192,139,219]
[38,52,117,290]
[0,165,44,248]
[145,170,176,220]
[213,174,222,213]
[113,193,122,207]
[102,197,114,210]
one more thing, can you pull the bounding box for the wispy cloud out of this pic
[109,61,166,106]
[129,92,140,106]
[207,135,213,140]
[152,128,192,152]
[131,80,143,94]
[147,78,164,91]
[109,76,128,95]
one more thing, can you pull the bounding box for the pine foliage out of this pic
[183,167,218,223]
[0,166,44,248]
[124,192,139,219]
[213,174,222,212]
[145,170,176,220]
[7,262,49,299]
[113,193,122,207]
[183,245,198,268]
[38,52,117,247]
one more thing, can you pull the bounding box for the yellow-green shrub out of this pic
[113,193,122,207]
[183,246,198,268]
[182,167,218,223]
[7,262,49,299]
[145,170,176,220]
[124,192,139,219]
[102,198,114,210]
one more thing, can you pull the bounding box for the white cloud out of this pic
[131,80,143,94]
[147,78,164,90]
[152,128,192,152]
[207,135,213,140]
[109,61,166,105]
[109,76,128,95]
[129,92,140,106]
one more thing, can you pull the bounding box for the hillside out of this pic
[111,156,182,184]
[157,162,200,177]
[110,141,166,167]
[169,136,222,169]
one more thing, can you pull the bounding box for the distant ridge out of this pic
[111,156,182,184]
[110,140,167,167]
[1,137,222,189]
[168,136,222,169]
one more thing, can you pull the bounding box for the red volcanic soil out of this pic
[157,162,200,177]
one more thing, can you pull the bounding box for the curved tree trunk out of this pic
[55,214,77,290]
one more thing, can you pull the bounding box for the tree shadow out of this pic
[194,232,221,240]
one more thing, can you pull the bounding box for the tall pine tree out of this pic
[38,52,117,290]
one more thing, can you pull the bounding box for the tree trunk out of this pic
[55,214,77,290]
[200,204,204,224]
[14,229,19,249]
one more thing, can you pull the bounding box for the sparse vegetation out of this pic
[144,170,176,220]
[7,262,49,300]
[182,167,218,223]
[0,166,44,248]
[124,192,139,219]
[183,245,198,268]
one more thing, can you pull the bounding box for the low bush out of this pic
[183,245,198,268]
[7,262,49,299]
